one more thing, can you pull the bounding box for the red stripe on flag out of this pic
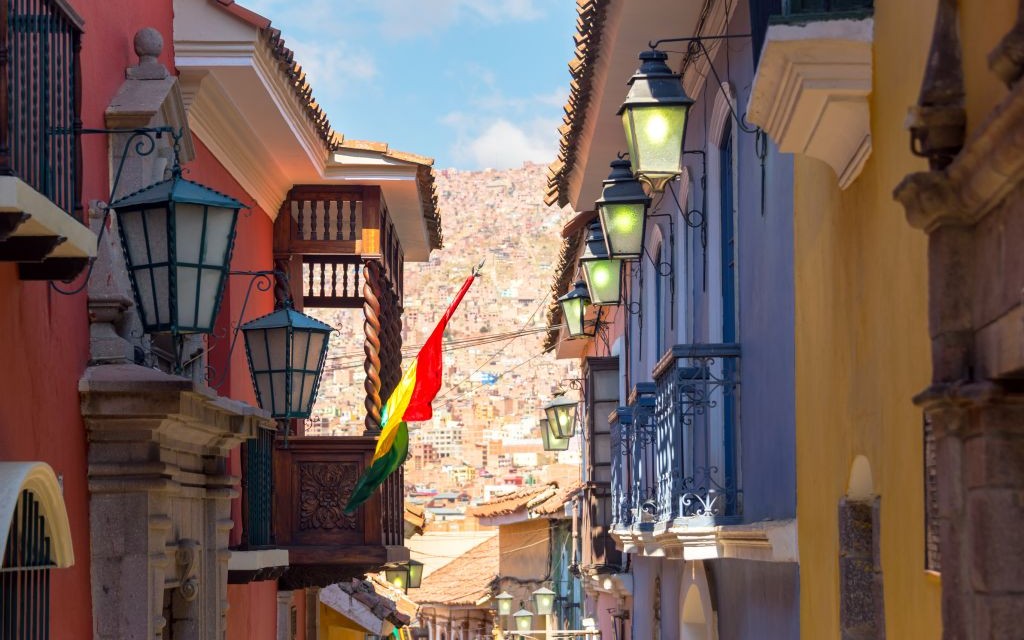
[403,274,477,421]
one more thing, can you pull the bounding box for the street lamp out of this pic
[540,418,570,452]
[618,49,694,193]
[513,608,533,634]
[595,159,651,261]
[532,587,556,616]
[579,222,623,305]
[111,172,243,334]
[241,303,334,420]
[557,280,594,339]
[495,591,514,617]
[544,395,579,439]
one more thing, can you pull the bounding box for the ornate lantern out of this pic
[241,304,333,419]
[532,587,557,616]
[618,49,694,192]
[544,395,578,439]
[595,160,652,260]
[579,222,623,305]
[111,173,243,334]
[557,280,594,339]
[513,608,534,633]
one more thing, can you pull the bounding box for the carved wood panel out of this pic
[298,462,358,532]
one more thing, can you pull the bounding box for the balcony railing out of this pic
[239,424,275,548]
[0,0,82,217]
[273,436,407,588]
[772,0,873,21]
[613,344,742,530]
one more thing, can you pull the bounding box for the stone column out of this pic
[277,590,295,640]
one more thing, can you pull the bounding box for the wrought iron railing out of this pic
[1,489,54,636]
[774,0,873,20]
[0,0,83,217]
[610,407,633,529]
[240,425,275,548]
[652,344,742,524]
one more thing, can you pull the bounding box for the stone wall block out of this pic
[973,593,1024,640]
[964,429,1024,489]
[967,487,1024,593]
[838,499,873,558]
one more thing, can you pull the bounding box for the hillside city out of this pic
[305,163,581,525]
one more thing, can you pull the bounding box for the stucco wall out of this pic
[792,0,943,637]
[498,519,551,580]
[711,559,799,639]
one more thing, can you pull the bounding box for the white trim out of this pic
[0,177,97,259]
[227,548,289,572]
[0,462,75,568]
[612,518,799,563]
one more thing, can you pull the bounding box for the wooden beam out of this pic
[18,257,89,281]
[0,235,66,261]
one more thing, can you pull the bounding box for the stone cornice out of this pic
[612,518,798,562]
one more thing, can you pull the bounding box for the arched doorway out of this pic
[678,561,717,640]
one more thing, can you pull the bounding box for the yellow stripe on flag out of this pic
[373,363,418,463]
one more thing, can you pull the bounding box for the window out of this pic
[2,490,54,638]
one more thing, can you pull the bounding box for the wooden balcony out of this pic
[274,184,404,308]
[273,436,408,588]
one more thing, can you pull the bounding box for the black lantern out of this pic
[558,280,594,339]
[111,173,243,334]
[618,49,694,192]
[241,304,333,419]
[579,222,623,305]
[544,395,578,439]
[595,159,651,261]
[540,417,570,452]
[384,564,410,592]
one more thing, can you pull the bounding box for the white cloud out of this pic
[366,0,544,40]
[448,117,559,170]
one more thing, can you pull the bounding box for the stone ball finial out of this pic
[134,28,163,61]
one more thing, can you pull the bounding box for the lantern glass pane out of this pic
[561,296,586,337]
[546,404,575,439]
[247,326,289,417]
[407,561,424,589]
[173,203,236,332]
[624,104,687,179]
[583,259,622,305]
[540,418,569,451]
[290,329,328,416]
[119,206,171,328]
[598,203,645,259]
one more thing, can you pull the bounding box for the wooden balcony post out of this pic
[363,259,383,433]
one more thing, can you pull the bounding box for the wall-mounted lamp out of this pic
[595,159,651,261]
[619,49,694,193]
[540,417,570,452]
[579,222,623,306]
[557,280,596,339]
[544,394,579,439]
[495,591,514,617]
[532,587,557,616]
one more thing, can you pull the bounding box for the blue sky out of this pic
[243,0,578,170]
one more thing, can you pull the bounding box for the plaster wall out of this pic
[497,519,550,580]
[792,0,942,637]
[710,559,799,639]
[227,581,279,640]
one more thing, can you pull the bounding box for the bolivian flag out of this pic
[344,269,479,513]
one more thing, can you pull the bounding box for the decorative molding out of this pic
[747,17,874,189]
[709,82,736,149]
[612,519,798,563]
[0,462,75,568]
[298,462,359,531]
[176,539,201,601]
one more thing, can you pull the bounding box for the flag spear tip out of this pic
[472,259,485,277]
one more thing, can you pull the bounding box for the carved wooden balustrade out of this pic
[273,436,407,588]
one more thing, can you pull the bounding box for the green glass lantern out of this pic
[384,564,410,593]
[540,418,570,452]
[618,49,694,192]
[595,159,651,261]
[407,559,424,589]
[513,608,533,633]
[111,173,243,334]
[241,304,334,419]
[495,591,514,616]
[558,280,594,339]
[544,395,578,439]
[532,587,556,616]
[579,222,623,305]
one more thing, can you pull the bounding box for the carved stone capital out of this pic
[892,171,966,232]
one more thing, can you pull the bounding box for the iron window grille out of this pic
[1,489,54,638]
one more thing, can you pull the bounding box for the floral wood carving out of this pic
[299,462,358,531]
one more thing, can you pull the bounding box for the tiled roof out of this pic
[322,578,412,628]
[213,1,443,252]
[543,212,595,351]
[466,484,558,519]
[532,481,584,517]
[544,0,612,208]
[408,536,499,606]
